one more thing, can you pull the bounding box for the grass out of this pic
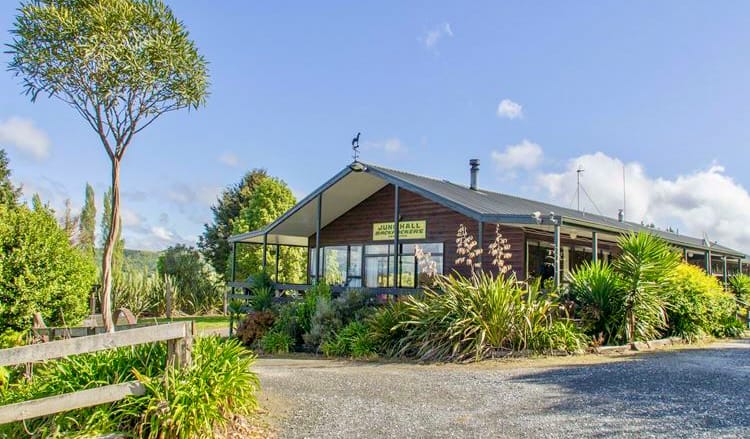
[153,315,230,332]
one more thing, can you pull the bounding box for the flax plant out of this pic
[455,224,482,275]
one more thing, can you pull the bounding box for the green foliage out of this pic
[0,329,25,349]
[111,270,175,317]
[567,260,625,344]
[0,149,20,209]
[614,232,681,343]
[158,244,223,314]
[0,342,167,436]
[1,337,259,438]
[236,310,276,346]
[532,320,590,353]
[200,169,268,277]
[366,301,409,356]
[297,281,332,333]
[729,274,750,305]
[231,176,304,282]
[322,321,376,358]
[129,337,259,439]
[260,330,294,354]
[304,289,372,350]
[0,205,97,332]
[391,272,582,362]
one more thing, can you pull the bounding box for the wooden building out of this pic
[228,161,746,293]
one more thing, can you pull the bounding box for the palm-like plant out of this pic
[613,232,681,343]
[567,260,624,344]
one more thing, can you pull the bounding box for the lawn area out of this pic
[154,315,230,332]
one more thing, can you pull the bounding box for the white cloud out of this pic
[497,99,523,119]
[364,138,406,155]
[491,139,543,171]
[535,152,750,252]
[150,226,174,242]
[218,152,240,167]
[120,207,143,227]
[0,117,51,160]
[420,23,453,50]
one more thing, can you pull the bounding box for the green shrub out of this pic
[112,270,175,317]
[532,320,589,353]
[128,337,259,439]
[1,337,260,438]
[249,285,275,312]
[260,330,295,354]
[322,321,375,358]
[235,310,276,346]
[393,272,580,362]
[568,261,625,344]
[0,342,167,436]
[158,244,224,315]
[304,289,372,350]
[297,281,332,334]
[729,274,750,305]
[367,301,408,356]
[665,263,742,341]
[0,205,96,332]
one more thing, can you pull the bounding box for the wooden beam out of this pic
[0,322,189,367]
[315,194,322,283]
[0,381,145,425]
[393,184,400,288]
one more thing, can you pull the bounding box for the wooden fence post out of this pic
[165,281,173,320]
[166,322,193,369]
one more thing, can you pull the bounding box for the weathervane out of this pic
[351,132,361,161]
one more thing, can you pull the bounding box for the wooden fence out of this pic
[0,321,194,425]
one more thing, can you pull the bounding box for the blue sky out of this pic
[2,1,750,251]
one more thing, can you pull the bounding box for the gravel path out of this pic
[254,339,750,438]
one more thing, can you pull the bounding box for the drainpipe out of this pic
[554,223,561,289]
[592,232,598,263]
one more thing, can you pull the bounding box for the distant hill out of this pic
[95,248,162,273]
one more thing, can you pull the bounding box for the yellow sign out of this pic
[372,221,427,241]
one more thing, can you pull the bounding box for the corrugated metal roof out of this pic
[364,162,744,257]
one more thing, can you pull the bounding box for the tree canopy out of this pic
[0,204,97,333]
[199,169,268,277]
[231,176,305,282]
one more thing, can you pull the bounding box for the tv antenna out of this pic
[576,167,584,211]
[351,132,361,161]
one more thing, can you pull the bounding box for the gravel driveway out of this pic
[254,339,750,438]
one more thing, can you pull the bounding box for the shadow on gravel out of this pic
[510,340,750,433]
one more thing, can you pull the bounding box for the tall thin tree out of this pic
[8,0,209,331]
[78,183,97,261]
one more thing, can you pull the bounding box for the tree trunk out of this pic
[100,158,122,333]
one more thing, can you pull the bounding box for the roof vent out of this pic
[469,159,479,190]
[617,209,625,222]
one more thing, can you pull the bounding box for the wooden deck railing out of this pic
[0,321,194,425]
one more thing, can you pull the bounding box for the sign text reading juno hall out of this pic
[372,220,427,241]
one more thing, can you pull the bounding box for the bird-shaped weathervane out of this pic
[352,132,361,161]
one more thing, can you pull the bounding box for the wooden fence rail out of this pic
[0,321,194,425]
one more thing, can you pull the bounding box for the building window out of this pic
[311,243,444,288]
[363,243,443,288]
